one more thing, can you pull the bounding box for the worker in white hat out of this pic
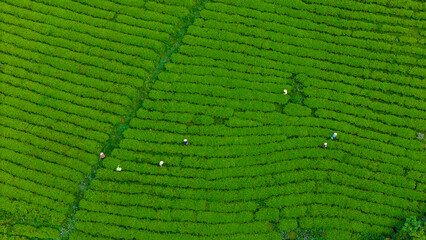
[115,165,122,172]
[100,152,105,159]
[283,89,288,95]
[159,161,164,167]
[331,133,337,140]
[322,143,327,148]
[183,139,188,145]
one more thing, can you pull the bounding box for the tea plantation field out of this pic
[0,0,425,239]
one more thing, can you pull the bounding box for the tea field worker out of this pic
[159,161,164,167]
[322,143,327,148]
[331,133,337,140]
[283,89,288,95]
[183,139,188,145]
[100,152,105,159]
[114,165,122,172]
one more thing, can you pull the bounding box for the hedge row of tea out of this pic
[69,0,424,240]
[0,0,196,239]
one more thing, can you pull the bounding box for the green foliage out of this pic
[279,220,298,232]
[290,93,304,104]
[303,88,426,127]
[225,117,262,127]
[9,224,59,239]
[0,198,64,228]
[284,103,312,116]
[281,228,327,240]
[255,208,279,221]
[1,0,425,239]
[361,215,426,240]
[399,216,426,240]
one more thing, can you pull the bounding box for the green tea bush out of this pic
[284,103,311,117]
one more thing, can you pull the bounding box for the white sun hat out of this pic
[159,161,164,167]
